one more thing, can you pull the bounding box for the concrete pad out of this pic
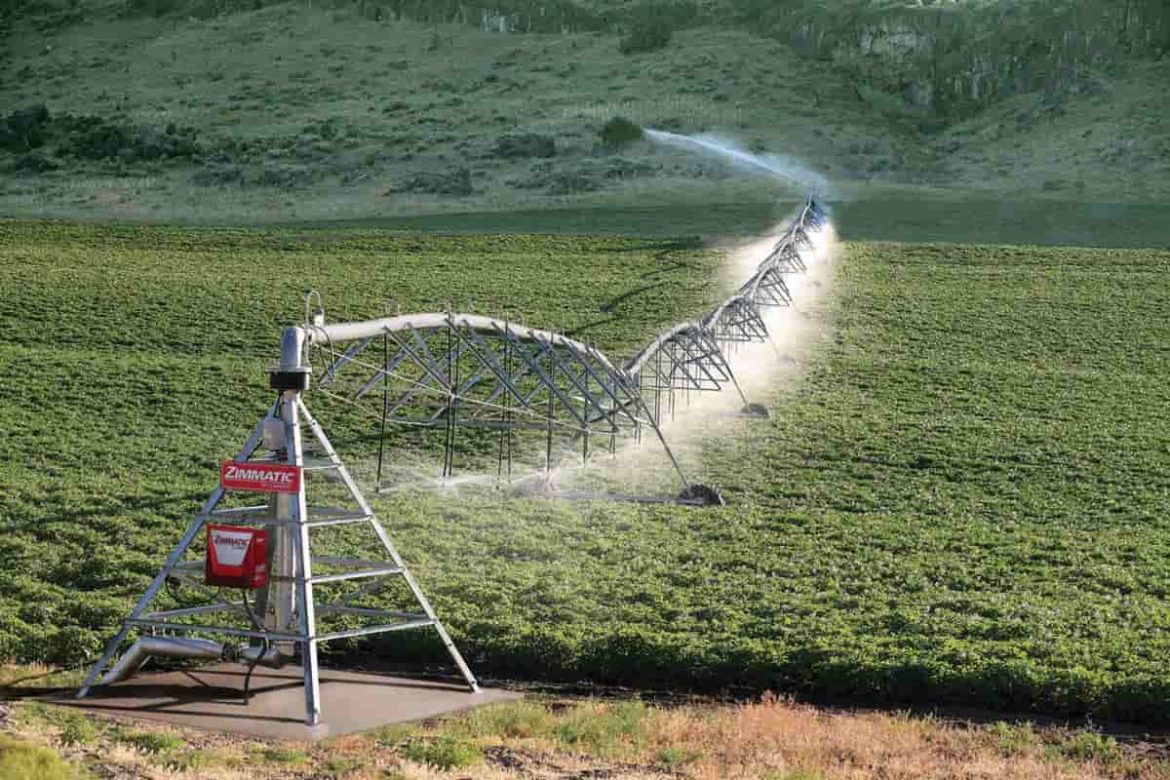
[44,664,520,742]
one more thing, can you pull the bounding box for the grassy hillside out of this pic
[935,59,1170,201]
[3,222,1170,725]
[1,3,1167,224]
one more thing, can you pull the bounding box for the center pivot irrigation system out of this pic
[76,198,828,726]
[306,197,827,502]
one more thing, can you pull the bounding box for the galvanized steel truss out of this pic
[309,314,693,490]
[304,196,827,495]
[78,387,479,726]
[315,317,645,435]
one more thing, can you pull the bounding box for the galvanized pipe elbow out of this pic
[102,636,224,685]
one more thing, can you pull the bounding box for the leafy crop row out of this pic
[2,223,1169,724]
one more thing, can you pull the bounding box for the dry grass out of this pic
[3,682,1168,779]
[642,696,1116,779]
[0,663,86,693]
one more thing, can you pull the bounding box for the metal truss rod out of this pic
[77,399,279,699]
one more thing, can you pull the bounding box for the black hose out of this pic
[240,590,268,704]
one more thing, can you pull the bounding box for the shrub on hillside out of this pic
[10,152,58,173]
[507,155,655,195]
[60,117,200,162]
[599,116,643,148]
[0,104,50,152]
[494,133,556,160]
[124,0,185,17]
[506,160,600,195]
[389,167,474,196]
[619,15,672,54]
[0,105,201,165]
[537,170,599,195]
[192,163,245,186]
[122,0,259,19]
[192,162,318,188]
[598,155,656,180]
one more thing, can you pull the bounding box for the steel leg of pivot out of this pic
[77,402,276,699]
[298,400,479,693]
[284,389,321,726]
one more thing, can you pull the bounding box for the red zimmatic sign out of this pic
[220,461,301,493]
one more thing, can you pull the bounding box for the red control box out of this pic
[205,525,269,589]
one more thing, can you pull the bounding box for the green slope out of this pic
[1,4,1166,224]
[934,59,1170,202]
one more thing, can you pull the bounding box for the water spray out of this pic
[288,195,831,508]
[643,128,829,195]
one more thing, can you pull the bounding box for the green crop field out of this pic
[2,220,1170,727]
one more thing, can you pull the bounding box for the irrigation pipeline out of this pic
[302,196,829,504]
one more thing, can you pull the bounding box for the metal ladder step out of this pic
[200,506,373,527]
[309,556,405,584]
[244,456,340,472]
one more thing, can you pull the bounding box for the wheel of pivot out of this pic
[679,483,725,506]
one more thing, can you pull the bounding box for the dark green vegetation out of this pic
[1,0,1168,222]
[600,116,645,149]
[618,11,672,55]
[6,0,1166,116]
[3,222,1170,725]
